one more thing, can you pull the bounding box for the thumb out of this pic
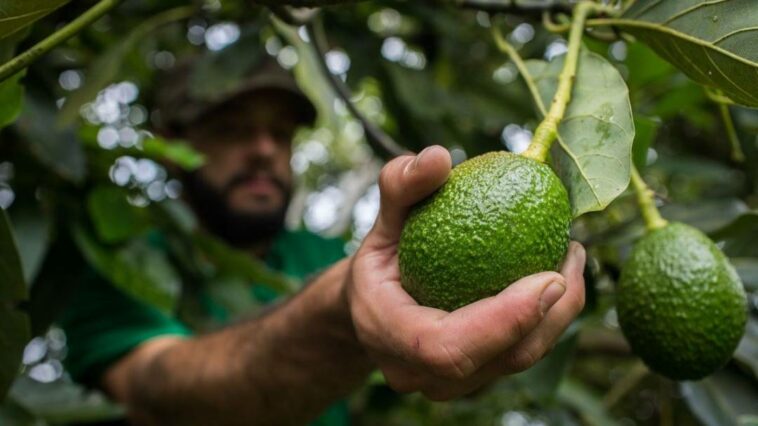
[367,146,451,246]
[440,272,567,372]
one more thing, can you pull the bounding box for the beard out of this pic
[181,170,291,247]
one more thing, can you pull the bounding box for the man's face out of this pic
[181,90,302,246]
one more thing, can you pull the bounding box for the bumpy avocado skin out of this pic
[398,151,571,311]
[617,222,748,381]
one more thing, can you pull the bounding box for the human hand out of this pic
[346,146,586,400]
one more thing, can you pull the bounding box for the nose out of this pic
[244,129,279,159]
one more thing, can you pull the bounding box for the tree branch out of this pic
[255,0,363,6]
[269,5,319,26]
[455,0,572,15]
[306,17,407,159]
[0,0,122,82]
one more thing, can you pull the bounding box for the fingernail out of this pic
[540,281,565,314]
[408,146,435,173]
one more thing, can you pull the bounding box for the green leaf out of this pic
[711,211,758,257]
[731,258,758,292]
[57,6,195,126]
[526,48,635,217]
[0,209,30,400]
[589,197,749,247]
[557,378,621,426]
[15,92,85,183]
[681,368,758,426]
[0,71,23,129]
[8,203,51,283]
[87,186,151,244]
[0,305,28,402]
[604,0,758,107]
[193,232,298,297]
[734,316,758,379]
[72,227,180,313]
[632,116,660,170]
[0,209,24,302]
[142,137,205,171]
[27,233,86,336]
[0,0,70,41]
[514,332,578,404]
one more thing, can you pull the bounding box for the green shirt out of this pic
[58,229,348,426]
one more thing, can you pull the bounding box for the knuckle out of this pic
[513,303,538,341]
[418,343,475,381]
[541,271,564,283]
[570,287,586,314]
[378,166,393,190]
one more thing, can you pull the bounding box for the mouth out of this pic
[235,176,280,197]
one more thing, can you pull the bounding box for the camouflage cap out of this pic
[153,55,317,134]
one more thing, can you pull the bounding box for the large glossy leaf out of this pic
[731,258,758,292]
[514,332,578,404]
[193,232,298,296]
[734,316,758,379]
[0,0,69,41]
[87,186,151,244]
[681,368,758,426]
[632,116,660,170]
[557,379,621,426]
[526,48,634,217]
[15,93,85,183]
[0,209,30,400]
[711,211,758,257]
[72,227,180,313]
[586,197,748,248]
[8,204,50,283]
[0,71,23,129]
[599,0,758,107]
[27,233,86,336]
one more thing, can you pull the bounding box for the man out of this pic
[58,55,586,425]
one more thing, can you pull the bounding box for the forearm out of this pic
[113,259,373,425]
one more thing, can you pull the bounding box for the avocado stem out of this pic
[630,165,668,231]
[521,1,596,163]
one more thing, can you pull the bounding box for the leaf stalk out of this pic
[0,0,123,82]
[716,98,745,163]
[492,26,546,115]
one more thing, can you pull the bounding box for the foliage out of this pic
[0,0,756,425]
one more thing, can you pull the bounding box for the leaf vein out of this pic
[0,8,51,24]
[713,27,758,45]
[562,114,632,136]
[703,48,758,103]
[662,0,730,26]
[628,0,664,20]
[556,141,602,204]
[586,19,758,68]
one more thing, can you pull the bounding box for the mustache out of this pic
[224,171,288,194]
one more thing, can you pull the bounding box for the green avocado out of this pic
[617,222,748,381]
[398,151,572,311]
